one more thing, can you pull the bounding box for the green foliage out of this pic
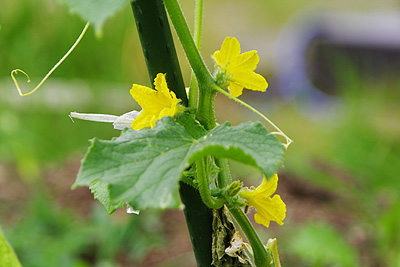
[0,228,21,267]
[3,193,163,267]
[378,199,400,266]
[89,180,125,214]
[288,223,360,267]
[58,0,129,33]
[0,104,120,181]
[74,115,284,213]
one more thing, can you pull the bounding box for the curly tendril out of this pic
[11,22,90,97]
[211,83,293,149]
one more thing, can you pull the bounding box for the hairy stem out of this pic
[163,0,214,87]
[196,158,224,209]
[228,206,272,267]
[214,157,232,189]
[266,238,281,267]
[196,88,217,130]
[188,0,204,109]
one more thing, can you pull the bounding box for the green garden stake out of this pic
[131,0,213,265]
[131,0,188,106]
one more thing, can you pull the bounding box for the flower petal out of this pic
[228,50,259,73]
[154,73,175,101]
[131,111,154,130]
[232,71,268,93]
[255,174,278,197]
[239,174,286,228]
[113,110,141,130]
[228,82,245,97]
[130,84,160,111]
[213,37,241,66]
[253,195,286,227]
[130,73,180,130]
[213,37,269,98]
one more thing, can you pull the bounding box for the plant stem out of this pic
[197,88,217,130]
[163,0,214,87]
[188,71,199,110]
[228,206,272,267]
[266,238,281,267]
[164,0,218,130]
[192,0,203,48]
[188,0,203,109]
[214,157,231,188]
[196,158,224,209]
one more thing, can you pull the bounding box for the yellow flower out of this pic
[212,37,268,97]
[130,73,180,130]
[239,174,286,228]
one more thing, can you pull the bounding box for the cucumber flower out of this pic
[130,73,182,130]
[213,37,268,97]
[70,73,182,130]
[239,174,286,228]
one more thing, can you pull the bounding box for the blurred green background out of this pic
[1,0,400,266]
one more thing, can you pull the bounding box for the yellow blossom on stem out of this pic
[239,174,286,228]
[212,37,268,97]
[130,73,181,130]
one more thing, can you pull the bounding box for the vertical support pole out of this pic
[130,1,213,265]
[131,0,188,106]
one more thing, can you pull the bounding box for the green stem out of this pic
[228,207,272,267]
[214,158,231,188]
[163,0,214,87]
[266,238,281,267]
[188,72,199,110]
[196,158,224,209]
[188,0,203,109]
[197,88,217,130]
[164,0,218,130]
[193,0,203,48]
[211,83,292,149]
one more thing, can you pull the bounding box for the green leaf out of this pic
[0,228,22,267]
[74,117,284,212]
[89,179,125,214]
[58,0,129,33]
[175,113,207,139]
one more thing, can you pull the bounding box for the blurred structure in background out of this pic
[275,8,400,118]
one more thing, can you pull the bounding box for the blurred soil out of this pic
[0,159,378,266]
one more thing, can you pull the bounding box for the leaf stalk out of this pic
[228,206,273,267]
